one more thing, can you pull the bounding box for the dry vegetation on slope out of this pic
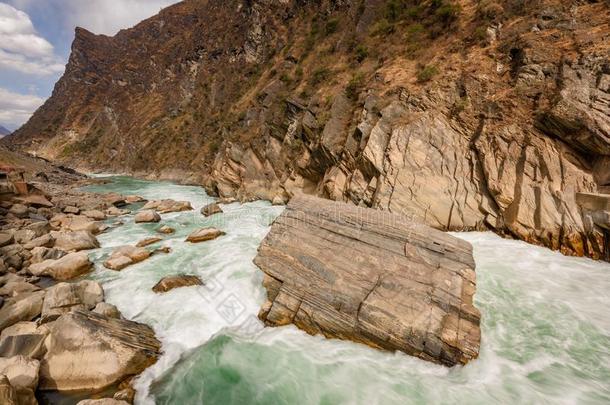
[5,0,610,258]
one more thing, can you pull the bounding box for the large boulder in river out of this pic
[50,214,103,234]
[185,228,225,243]
[134,210,161,223]
[52,230,100,252]
[28,252,93,280]
[254,195,481,367]
[39,310,161,391]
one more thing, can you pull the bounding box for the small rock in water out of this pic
[186,228,225,243]
[136,237,162,248]
[152,275,203,293]
[142,199,192,214]
[125,195,146,204]
[103,246,151,271]
[153,246,171,255]
[134,210,161,223]
[200,203,223,217]
[156,225,175,234]
[113,387,135,403]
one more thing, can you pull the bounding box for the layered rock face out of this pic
[255,195,481,366]
[5,0,610,259]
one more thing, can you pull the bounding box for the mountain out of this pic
[5,0,610,259]
[0,125,11,137]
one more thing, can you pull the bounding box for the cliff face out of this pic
[5,0,610,259]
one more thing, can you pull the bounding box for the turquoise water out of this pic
[83,177,610,405]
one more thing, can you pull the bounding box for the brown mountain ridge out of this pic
[5,0,610,259]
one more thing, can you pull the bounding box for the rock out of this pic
[103,246,151,271]
[26,221,51,235]
[28,252,93,280]
[30,247,66,264]
[82,210,106,221]
[113,387,135,403]
[78,399,130,405]
[0,234,14,248]
[0,281,40,297]
[153,246,171,254]
[271,195,285,206]
[52,230,100,252]
[12,229,36,245]
[0,375,17,405]
[185,228,225,243]
[156,225,175,234]
[142,199,193,213]
[50,214,102,234]
[125,195,145,204]
[18,194,53,208]
[0,322,48,359]
[39,310,161,391]
[134,210,161,223]
[92,302,121,319]
[136,237,162,248]
[106,207,130,216]
[63,206,80,214]
[254,195,481,366]
[8,205,28,218]
[152,275,203,293]
[200,203,223,217]
[0,356,39,390]
[0,291,45,330]
[42,281,104,321]
[23,234,54,250]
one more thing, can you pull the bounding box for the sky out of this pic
[0,0,181,131]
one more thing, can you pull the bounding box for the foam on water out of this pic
[83,177,610,405]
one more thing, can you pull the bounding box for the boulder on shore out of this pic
[41,281,104,321]
[51,230,100,252]
[185,228,225,243]
[254,195,481,367]
[152,275,203,293]
[39,310,161,391]
[134,210,161,223]
[28,252,93,280]
[200,203,223,217]
[0,291,45,330]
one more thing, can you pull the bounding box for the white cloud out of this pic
[0,87,45,127]
[0,3,63,75]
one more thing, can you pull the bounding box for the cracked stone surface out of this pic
[254,194,481,366]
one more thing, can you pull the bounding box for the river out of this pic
[82,176,610,405]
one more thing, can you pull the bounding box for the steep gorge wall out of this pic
[5,0,610,258]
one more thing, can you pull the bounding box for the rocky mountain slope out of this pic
[5,0,610,259]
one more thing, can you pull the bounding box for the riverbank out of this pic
[2,175,610,404]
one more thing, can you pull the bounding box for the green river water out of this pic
[82,176,610,405]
